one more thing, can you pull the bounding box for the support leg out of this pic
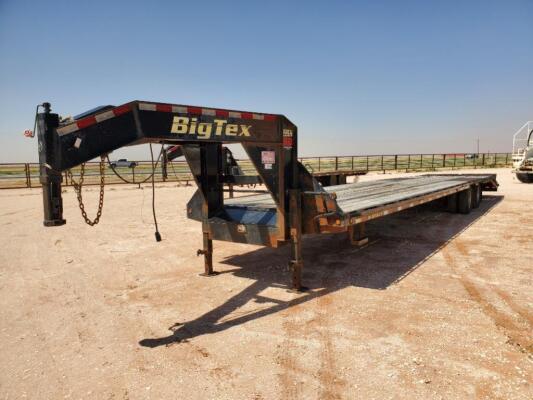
[198,231,217,276]
[289,229,304,291]
[288,189,306,291]
[348,223,368,246]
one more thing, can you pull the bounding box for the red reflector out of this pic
[188,106,201,115]
[283,136,293,147]
[113,104,130,116]
[241,112,253,120]
[77,116,97,129]
[264,115,276,122]
[216,109,229,118]
[156,104,172,112]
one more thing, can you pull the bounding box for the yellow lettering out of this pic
[171,116,189,134]
[213,119,226,135]
[189,117,197,134]
[240,125,251,136]
[197,123,212,139]
[225,124,238,136]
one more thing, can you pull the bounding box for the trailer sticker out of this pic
[261,151,276,164]
[283,129,293,148]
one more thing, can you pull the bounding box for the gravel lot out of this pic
[0,167,531,399]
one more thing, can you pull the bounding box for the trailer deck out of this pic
[225,174,497,218]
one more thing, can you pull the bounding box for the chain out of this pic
[67,156,105,226]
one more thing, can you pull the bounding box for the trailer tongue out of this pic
[36,100,498,290]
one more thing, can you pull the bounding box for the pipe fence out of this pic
[0,153,512,189]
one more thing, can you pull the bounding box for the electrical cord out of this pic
[150,143,162,242]
[105,145,164,184]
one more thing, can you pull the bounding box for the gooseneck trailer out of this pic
[36,101,498,290]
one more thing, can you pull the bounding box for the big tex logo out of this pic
[171,117,252,139]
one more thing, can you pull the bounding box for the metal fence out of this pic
[0,153,512,189]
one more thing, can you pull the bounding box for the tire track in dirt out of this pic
[277,301,307,400]
[312,292,346,400]
[277,258,348,399]
[442,241,532,356]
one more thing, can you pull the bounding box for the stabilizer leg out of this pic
[289,189,307,291]
[198,231,217,276]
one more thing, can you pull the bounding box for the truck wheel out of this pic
[446,193,458,213]
[471,184,481,208]
[516,172,533,183]
[458,188,472,214]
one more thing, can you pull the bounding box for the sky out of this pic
[0,0,532,162]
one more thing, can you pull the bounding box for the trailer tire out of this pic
[471,184,481,208]
[446,193,458,213]
[516,172,533,183]
[458,188,472,214]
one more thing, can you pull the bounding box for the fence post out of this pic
[505,153,509,165]
[351,156,354,171]
[407,154,411,171]
[335,156,338,171]
[453,155,456,168]
[381,155,384,172]
[431,154,435,169]
[482,153,485,166]
[132,166,135,183]
[443,154,446,168]
[420,154,423,169]
[318,157,321,172]
[24,164,30,188]
[394,155,398,170]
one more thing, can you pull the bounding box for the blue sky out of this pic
[1,0,532,162]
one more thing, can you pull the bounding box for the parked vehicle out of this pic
[109,159,137,168]
[511,122,533,183]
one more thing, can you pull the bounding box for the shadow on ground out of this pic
[139,195,503,348]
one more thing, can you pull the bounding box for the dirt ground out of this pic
[0,167,531,399]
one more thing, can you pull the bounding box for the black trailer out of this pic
[36,101,498,290]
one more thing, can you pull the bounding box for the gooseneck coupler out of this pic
[37,103,66,226]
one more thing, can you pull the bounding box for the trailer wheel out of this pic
[458,188,472,214]
[471,184,481,208]
[446,193,458,213]
[516,172,533,183]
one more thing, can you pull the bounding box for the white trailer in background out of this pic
[512,121,533,183]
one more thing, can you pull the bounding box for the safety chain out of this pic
[67,156,105,226]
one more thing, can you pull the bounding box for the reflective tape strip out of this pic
[58,102,276,136]
[113,104,131,116]
[95,110,115,123]
[57,104,132,136]
[172,106,187,114]
[156,104,172,112]
[139,103,156,111]
[57,123,79,136]
[138,102,276,121]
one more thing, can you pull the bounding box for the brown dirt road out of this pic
[0,168,531,399]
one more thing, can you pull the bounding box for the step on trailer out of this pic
[36,101,498,290]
